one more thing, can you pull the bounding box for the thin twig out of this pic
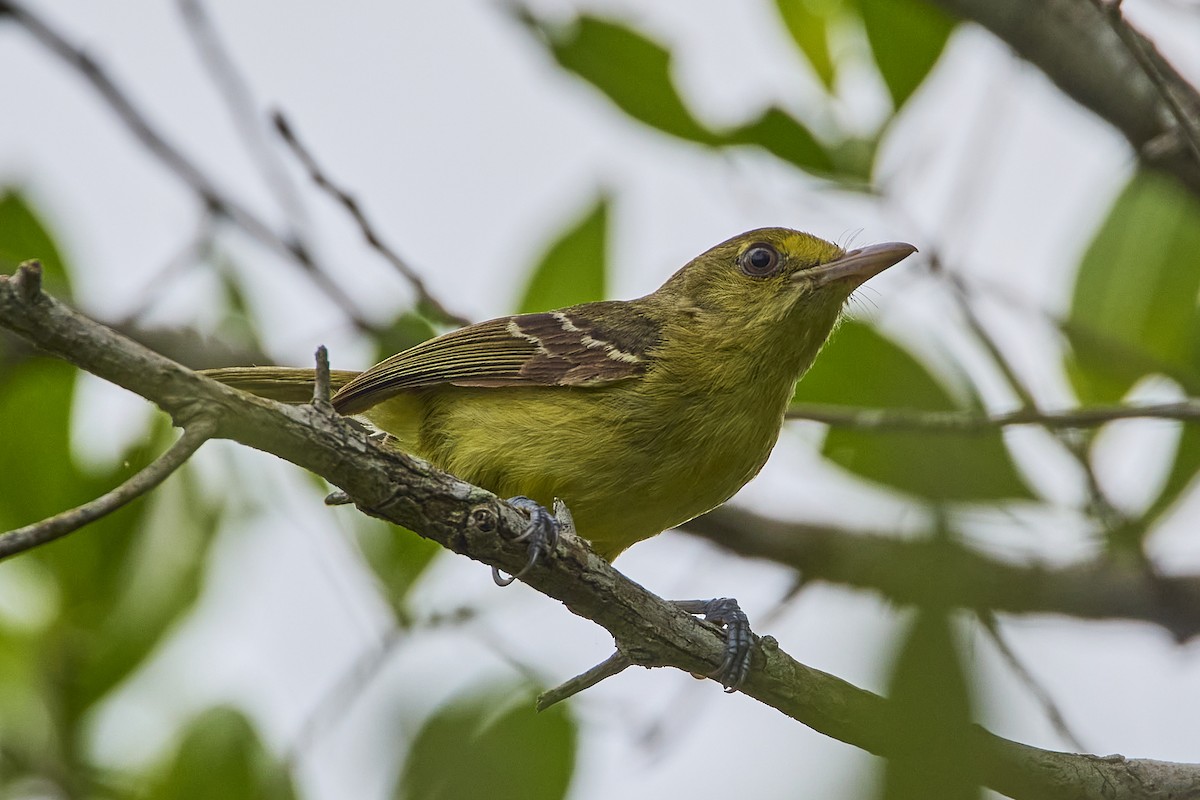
[2,1,376,333]
[272,110,470,327]
[537,651,633,710]
[786,399,1200,430]
[0,419,216,560]
[286,627,405,765]
[177,0,310,229]
[115,211,217,327]
[976,610,1088,753]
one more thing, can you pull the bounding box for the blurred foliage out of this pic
[353,516,442,618]
[1066,170,1200,403]
[776,0,838,89]
[774,0,955,110]
[519,13,836,175]
[142,707,298,800]
[854,0,955,110]
[879,606,980,800]
[0,191,73,301]
[794,321,1031,501]
[520,196,609,314]
[0,191,290,798]
[1066,170,1200,535]
[396,683,576,800]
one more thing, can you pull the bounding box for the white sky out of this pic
[3,1,1200,798]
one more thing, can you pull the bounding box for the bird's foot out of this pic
[672,597,753,691]
[492,496,568,587]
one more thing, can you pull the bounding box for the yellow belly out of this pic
[364,384,785,560]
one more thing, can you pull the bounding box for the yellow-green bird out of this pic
[206,228,914,686]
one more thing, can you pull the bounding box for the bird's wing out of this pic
[332,302,662,414]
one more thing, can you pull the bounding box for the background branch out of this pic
[684,506,1200,639]
[929,0,1200,198]
[786,400,1200,430]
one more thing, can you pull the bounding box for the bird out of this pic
[204,227,915,687]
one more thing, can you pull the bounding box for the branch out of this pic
[684,507,1200,640]
[0,420,214,561]
[786,400,1200,431]
[1093,0,1200,169]
[271,111,470,328]
[927,0,1200,199]
[0,1,377,332]
[5,266,1200,798]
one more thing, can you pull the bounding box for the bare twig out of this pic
[271,111,470,327]
[537,651,633,710]
[286,627,405,764]
[0,357,216,561]
[785,400,1200,431]
[115,211,218,327]
[976,610,1088,753]
[177,0,310,229]
[1,1,375,333]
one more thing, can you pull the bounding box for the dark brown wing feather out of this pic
[332,303,661,414]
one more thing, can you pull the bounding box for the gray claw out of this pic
[492,496,562,587]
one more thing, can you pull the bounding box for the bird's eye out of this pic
[738,243,781,277]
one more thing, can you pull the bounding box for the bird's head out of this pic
[661,227,916,327]
[650,228,915,380]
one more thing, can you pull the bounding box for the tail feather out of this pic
[201,367,361,404]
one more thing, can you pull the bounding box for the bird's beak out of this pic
[800,241,917,288]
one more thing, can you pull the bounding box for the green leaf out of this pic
[539,16,714,144]
[519,197,608,313]
[775,0,837,88]
[793,321,1031,501]
[523,14,832,173]
[374,311,439,363]
[397,683,576,800]
[880,607,981,800]
[0,359,79,530]
[354,517,442,614]
[74,451,223,712]
[1066,171,1200,403]
[728,107,834,173]
[0,190,73,301]
[855,0,956,109]
[0,360,218,729]
[148,706,297,800]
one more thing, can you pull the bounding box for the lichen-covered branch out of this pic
[3,262,1200,799]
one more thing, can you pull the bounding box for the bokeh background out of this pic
[2,1,1200,798]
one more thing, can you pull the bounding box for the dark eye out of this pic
[738,243,781,277]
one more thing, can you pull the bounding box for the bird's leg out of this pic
[672,598,753,691]
[492,496,568,587]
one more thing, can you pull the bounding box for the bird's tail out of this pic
[200,367,362,404]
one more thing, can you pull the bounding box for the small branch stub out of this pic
[537,651,633,711]
[14,260,43,301]
[312,344,332,407]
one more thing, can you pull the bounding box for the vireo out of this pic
[206,227,915,687]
